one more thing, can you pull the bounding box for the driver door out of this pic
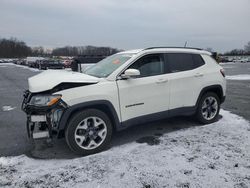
[116,54,170,123]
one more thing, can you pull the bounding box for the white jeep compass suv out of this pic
[22,47,226,155]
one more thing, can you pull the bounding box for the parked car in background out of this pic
[0,59,12,63]
[72,55,106,72]
[37,59,64,70]
[220,56,231,63]
[27,57,45,67]
[239,58,249,63]
[13,59,25,65]
[18,59,26,65]
[63,60,73,68]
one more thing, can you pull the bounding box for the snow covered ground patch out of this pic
[0,110,250,188]
[0,63,12,66]
[223,66,234,69]
[226,74,250,80]
[2,106,16,111]
[0,63,41,72]
[220,62,235,65]
[13,64,41,72]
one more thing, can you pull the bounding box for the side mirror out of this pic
[121,69,140,79]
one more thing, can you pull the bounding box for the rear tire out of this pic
[196,92,220,124]
[65,109,113,156]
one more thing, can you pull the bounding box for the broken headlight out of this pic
[29,94,62,107]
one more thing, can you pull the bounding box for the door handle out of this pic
[156,78,168,84]
[194,73,204,77]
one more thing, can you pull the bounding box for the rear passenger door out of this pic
[166,53,205,110]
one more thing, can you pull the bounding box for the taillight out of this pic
[220,69,225,77]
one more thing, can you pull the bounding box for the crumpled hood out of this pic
[28,70,99,93]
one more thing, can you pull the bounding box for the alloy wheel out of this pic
[201,96,218,120]
[74,116,107,150]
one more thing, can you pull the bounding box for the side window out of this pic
[192,54,205,68]
[167,53,194,73]
[129,54,164,77]
[166,53,204,73]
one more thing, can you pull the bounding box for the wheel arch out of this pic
[196,85,225,108]
[57,100,120,138]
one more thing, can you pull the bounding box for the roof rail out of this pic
[143,47,203,51]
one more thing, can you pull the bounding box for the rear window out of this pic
[166,53,204,73]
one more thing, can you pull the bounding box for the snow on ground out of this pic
[0,63,41,72]
[223,66,234,69]
[12,64,41,72]
[226,74,250,80]
[220,62,235,65]
[0,63,17,66]
[0,110,250,188]
[2,106,16,111]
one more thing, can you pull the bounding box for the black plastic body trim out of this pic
[221,96,226,103]
[58,101,196,134]
[120,106,196,130]
[195,84,225,106]
[57,100,120,137]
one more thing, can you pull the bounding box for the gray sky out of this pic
[0,0,249,52]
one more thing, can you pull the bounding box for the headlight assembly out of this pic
[29,95,62,107]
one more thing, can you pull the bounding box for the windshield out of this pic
[83,53,134,78]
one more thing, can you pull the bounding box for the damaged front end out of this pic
[22,90,68,140]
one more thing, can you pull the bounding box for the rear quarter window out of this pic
[192,54,205,68]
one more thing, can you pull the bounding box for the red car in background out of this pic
[63,60,73,68]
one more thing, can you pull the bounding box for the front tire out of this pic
[65,109,113,156]
[196,92,220,124]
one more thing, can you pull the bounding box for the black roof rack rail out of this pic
[143,47,203,51]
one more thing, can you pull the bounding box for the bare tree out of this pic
[0,37,31,58]
[31,46,44,56]
[52,46,121,56]
[0,37,121,58]
[244,41,250,54]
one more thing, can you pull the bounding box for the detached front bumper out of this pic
[22,90,67,139]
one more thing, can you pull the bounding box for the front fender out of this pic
[57,100,121,138]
